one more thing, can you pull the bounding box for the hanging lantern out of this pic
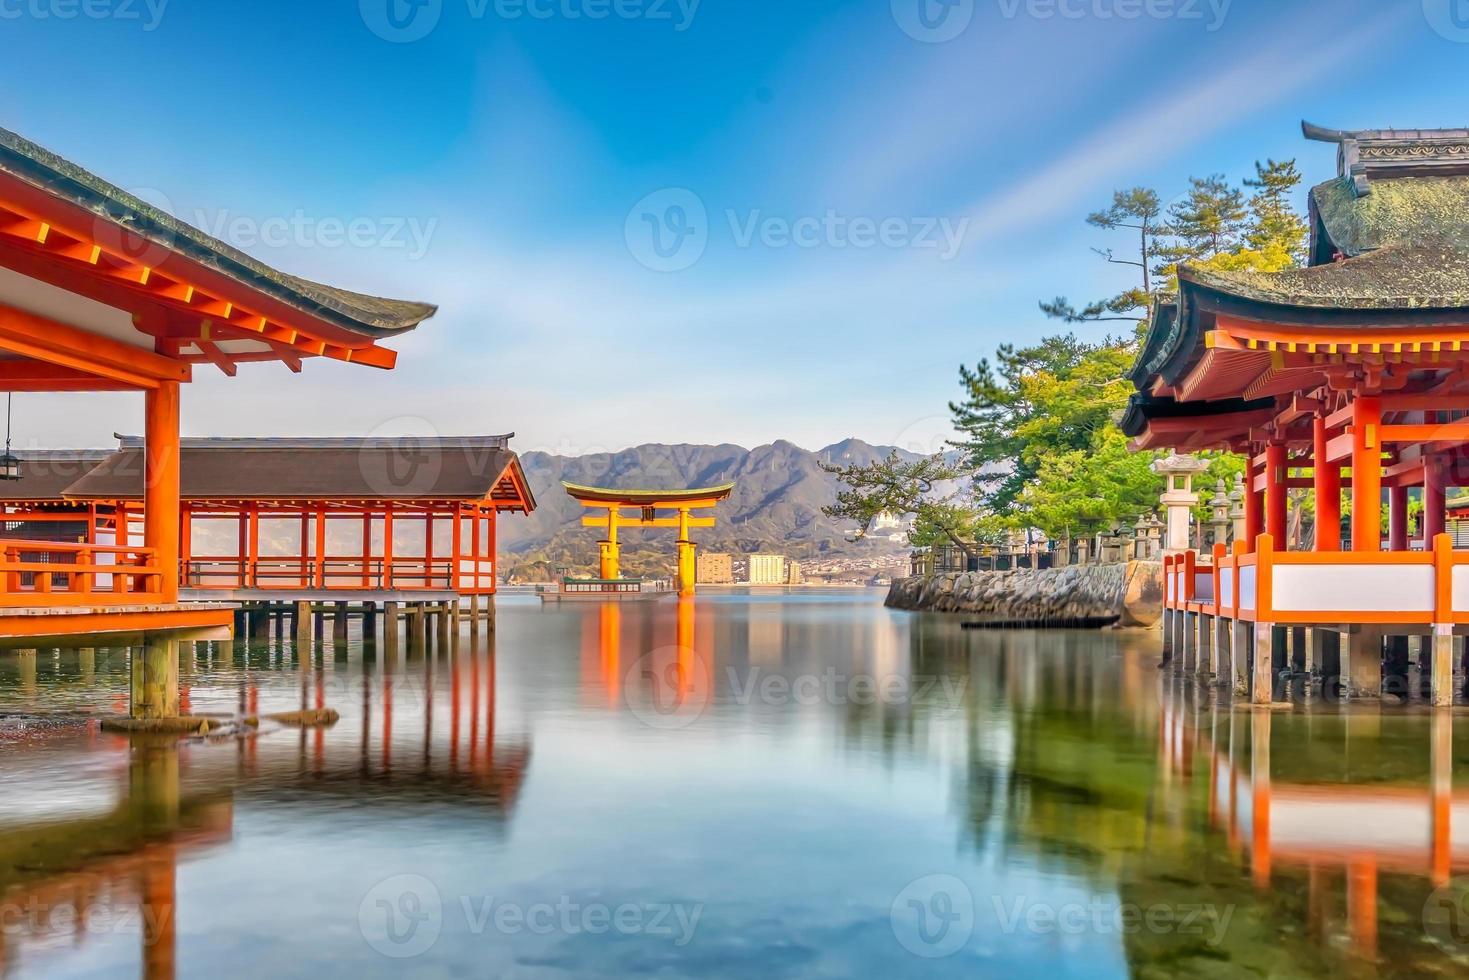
[0,393,20,482]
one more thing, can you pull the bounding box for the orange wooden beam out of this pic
[0,302,189,389]
[193,338,238,377]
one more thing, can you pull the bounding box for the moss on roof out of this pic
[1181,243,1469,309]
[1312,174,1469,257]
[0,126,435,337]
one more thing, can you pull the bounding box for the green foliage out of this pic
[831,160,1311,549]
[821,451,979,558]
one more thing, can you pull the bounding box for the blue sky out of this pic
[1,0,1462,455]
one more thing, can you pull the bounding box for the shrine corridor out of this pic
[2,593,1466,978]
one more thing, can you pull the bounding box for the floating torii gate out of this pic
[562,482,735,596]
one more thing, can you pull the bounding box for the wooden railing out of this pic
[183,555,494,593]
[1163,533,1469,627]
[0,540,163,607]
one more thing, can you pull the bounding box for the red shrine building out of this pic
[0,436,534,602]
[1126,122,1469,706]
[0,125,435,643]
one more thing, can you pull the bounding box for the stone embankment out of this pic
[886,561,1163,628]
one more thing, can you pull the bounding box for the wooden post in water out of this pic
[130,637,180,720]
[333,602,349,646]
[294,600,313,648]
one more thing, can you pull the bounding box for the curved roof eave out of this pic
[0,126,436,339]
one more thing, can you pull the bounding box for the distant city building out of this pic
[696,552,734,584]
[785,561,803,585]
[747,554,787,585]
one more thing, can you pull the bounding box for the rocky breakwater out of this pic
[886,561,1163,628]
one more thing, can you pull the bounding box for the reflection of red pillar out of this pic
[141,847,177,980]
[1348,860,1378,960]
[1307,864,1324,941]
[600,604,621,708]
[382,675,393,773]
[1250,711,1271,888]
[1432,710,1453,886]
[450,655,461,772]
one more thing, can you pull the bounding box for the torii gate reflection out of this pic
[582,597,711,715]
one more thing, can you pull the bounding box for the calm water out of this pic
[2,590,1468,978]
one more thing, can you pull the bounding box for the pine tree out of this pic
[1244,159,1309,266]
[1040,188,1162,326]
[1158,173,1249,266]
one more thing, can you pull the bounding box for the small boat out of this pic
[538,577,677,603]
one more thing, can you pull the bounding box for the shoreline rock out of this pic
[886,561,1163,629]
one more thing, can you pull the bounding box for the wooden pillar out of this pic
[383,503,395,589]
[1389,485,1409,552]
[451,503,463,594]
[1244,453,1263,548]
[143,380,181,603]
[1264,443,1288,546]
[236,510,247,588]
[179,503,192,587]
[1314,413,1341,551]
[1351,394,1382,552]
[362,512,373,588]
[1425,457,1447,544]
[363,601,378,640]
[333,601,349,645]
[1342,625,1384,699]
[294,600,313,647]
[130,637,180,720]
[247,505,261,588]
[384,602,401,658]
[315,507,327,589]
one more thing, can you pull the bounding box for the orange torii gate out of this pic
[562,482,734,596]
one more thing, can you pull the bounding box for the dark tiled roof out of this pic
[65,439,531,505]
[0,126,436,338]
[0,452,110,502]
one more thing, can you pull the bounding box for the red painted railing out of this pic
[0,540,163,607]
[183,555,495,593]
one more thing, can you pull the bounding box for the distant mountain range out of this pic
[499,439,924,579]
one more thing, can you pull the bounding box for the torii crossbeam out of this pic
[562,482,735,597]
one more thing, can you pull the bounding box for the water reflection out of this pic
[2,596,1469,977]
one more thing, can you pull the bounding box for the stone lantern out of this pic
[1153,453,1210,554]
[1228,472,1246,544]
[1208,478,1231,549]
[1136,512,1164,560]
